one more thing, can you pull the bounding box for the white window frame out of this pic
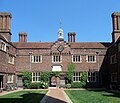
[52,55,62,63]
[32,72,41,82]
[88,72,96,82]
[72,55,82,63]
[73,72,82,82]
[8,55,14,64]
[86,55,96,63]
[7,74,13,83]
[32,55,42,63]
[0,40,6,52]
[111,73,117,82]
[110,54,117,64]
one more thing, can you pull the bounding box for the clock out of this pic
[57,45,64,52]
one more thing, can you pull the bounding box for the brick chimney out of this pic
[19,32,27,42]
[112,12,120,43]
[68,32,76,42]
[0,12,12,41]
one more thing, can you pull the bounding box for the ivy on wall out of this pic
[66,63,75,83]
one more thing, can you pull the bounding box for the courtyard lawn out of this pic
[0,90,47,103]
[65,90,120,103]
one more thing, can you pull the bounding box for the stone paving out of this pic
[40,88,73,103]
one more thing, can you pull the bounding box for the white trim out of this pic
[86,55,96,63]
[32,72,41,82]
[52,66,62,71]
[32,55,42,63]
[72,55,82,63]
[52,55,62,63]
[7,74,14,83]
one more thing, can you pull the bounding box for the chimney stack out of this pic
[112,12,120,43]
[68,32,76,43]
[19,32,27,42]
[0,12,12,41]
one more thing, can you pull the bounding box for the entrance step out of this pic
[48,87,57,89]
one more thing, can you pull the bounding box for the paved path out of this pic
[40,88,73,103]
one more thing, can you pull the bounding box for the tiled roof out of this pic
[13,42,54,49]
[70,42,111,49]
[13,42,111,49]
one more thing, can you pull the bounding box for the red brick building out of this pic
[0,12,120,89]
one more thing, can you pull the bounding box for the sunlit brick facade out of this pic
[0,12,120,89]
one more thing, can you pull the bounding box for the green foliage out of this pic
[31,82,41,89]
[41,72,51,82]
[41,81,48,89]
[81,71,88,87]
[22,72,32,89]
[71,82,83,88]
[66,84,71,89]
[66,63,75,83]
[31,81,48,89]
[50,71,60,76]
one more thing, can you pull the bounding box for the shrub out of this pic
[66,84,71,89]
[31,82,41,89]
[22,72,32,89]
[41,72,51,82]
[41,81,48,89]
[71,82,83,88]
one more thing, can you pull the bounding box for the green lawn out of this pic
[65,90,120,103]
[0,90,47,103]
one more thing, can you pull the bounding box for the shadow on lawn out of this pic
[0,92,67,103]
[87,88,120,98]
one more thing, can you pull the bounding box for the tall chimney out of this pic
[0,12,12,41]
[68,32,76,43]
[112,12,120,43]
[19,32,27,42]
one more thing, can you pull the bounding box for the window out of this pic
[118,43,120,52]
[73,72,81,82]
[111,73,117,82]
[8,55,14,64]
[88,72,96,82]
[32,72,40,82]
[0,40,6,52]
[52,55,62,63]
[32,55,42,63]
[7,74,13,83]
[110,54,117,64]
[72,55,82,63]
[87,55,96,63]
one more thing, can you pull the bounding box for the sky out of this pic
[0,0,120,42]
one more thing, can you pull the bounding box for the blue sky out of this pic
[0,0,120,42]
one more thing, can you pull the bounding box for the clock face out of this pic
[57,45,64,52]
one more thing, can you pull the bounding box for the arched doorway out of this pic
[50,76,60,87]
